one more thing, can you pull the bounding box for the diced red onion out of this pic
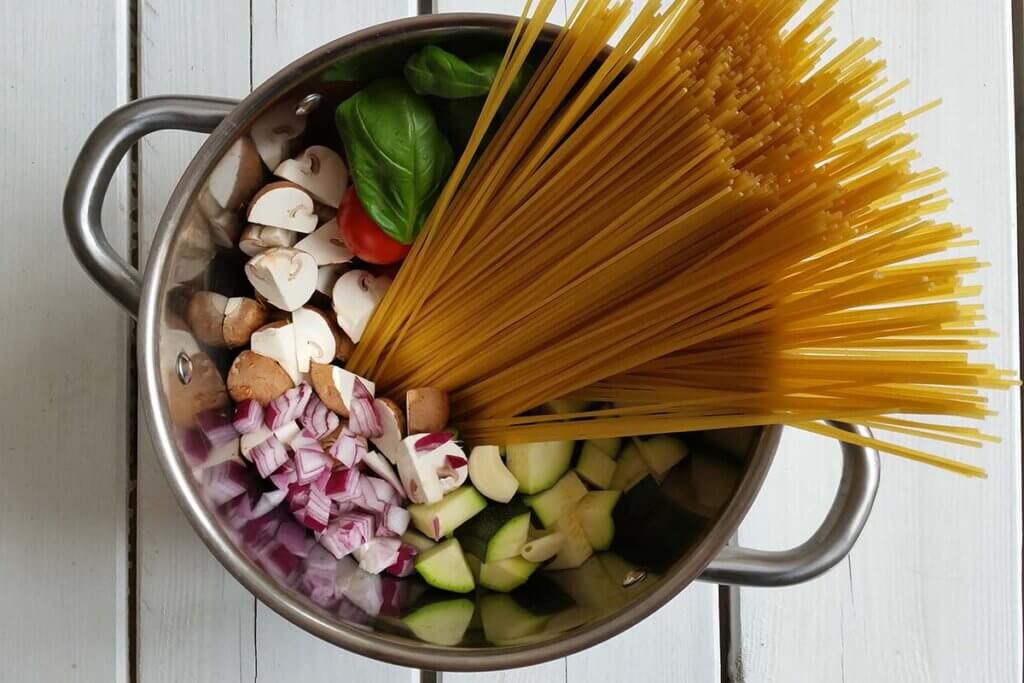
[197,408,239,447]
[276,519,314,557]
[269,459,297,491]
[294,448,332,486]
[251,435,289,478]
[369,476,399,505]
[232,399,264,434]
[414,432,452,453]
[222,487,260,529]
[381,504,411,537]
[252,488,287,517]
[325,468,361,502]
[258,542,300,583]
[180,428,209,468]
[336,597,370,625]
[241,512,283,554]
[288,483,310,512]
[265,383,314,430]
[204,460,249,505]
[329,428,366,468]
[300,546,339,607]
[273,421,302,445]
[355,537,402,574]
[380,575,411,614]
[361,449,406,500]
[319,511,374,559]
[303,483,331,533]
[331,501,355,519]
[341,569,383,617]
[348,396,383,438]
[352,378,374,401]
[205,438,241,469]
[335,555,360,594]
[385,543,418,578]
[299,396,340,439]
[357,476,386,513]
[240,426,272,460]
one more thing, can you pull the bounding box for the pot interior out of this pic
[148,16,775,668]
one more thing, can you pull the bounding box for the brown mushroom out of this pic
[255,319,289,333]
[378,397,406,435]
[406,387,450,434]
[186,291,229,347]
[222,297,269,348]
[309,362,347,416]
[227,350,294,406]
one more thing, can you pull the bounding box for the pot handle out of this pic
[64,96,238,315]
[699,421,880,587]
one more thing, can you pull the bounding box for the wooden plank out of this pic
[248,2,418,680]
[0,1,130,681]
[136,2,257,682]
[437,1,721,681]
[734,2,1022,682]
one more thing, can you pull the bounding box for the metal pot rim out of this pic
[137,13,780,671]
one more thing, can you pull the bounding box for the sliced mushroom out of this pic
[206,136,264,211]
[222,297,268,348]
[331,366,376,407]
[309,362,346,415]
[395,434,468,504]
[306,307,355,362]
[244,246,317,312]
[273,145,348,208]
[247,181,318,234]
[294,219,354,265]
[239,223,299,257]
[186,291,229,346]
[250,322,302,384]
[370,398,405,464]
[406,387,450,434]
[331,269,390,343]
[250,99,307,170]
[227,350,294,406]
[292,307,336,372]
[314,202,337,225]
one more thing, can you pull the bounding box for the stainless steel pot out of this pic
[64,14,880,672]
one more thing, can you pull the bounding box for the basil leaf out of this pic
[335,78,454,245]
[404,45,495,98]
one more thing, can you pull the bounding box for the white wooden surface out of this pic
[2,1,1019,682]
[734,2,1023,682]
[0,2,131,683]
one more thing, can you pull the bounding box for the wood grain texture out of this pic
[734,2,1022,682]
[0,1,131,682]
[136,2,257,682]
[249,2,416,679]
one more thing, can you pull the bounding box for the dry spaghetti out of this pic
[346,0,1016,477]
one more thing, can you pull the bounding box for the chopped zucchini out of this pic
[609,441,648,491]
[547,556,627,609]
[414,538,476,593]
[480,594,549,645]
[588,437,623,458]
[479,556,539,592]
[575,442,617,489]
[400,529,437,553]
[455,500,531,562]
[409,486,488,540]
[545,509,593,570]
[464,552,482,582]
[633,435,688,479]
[525,471,588,528]
[576,490,620,550]
[505,440,575,494]
[402,593,475,646]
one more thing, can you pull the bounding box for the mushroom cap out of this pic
[222,297,268,348]
[186,291,229,347]
[406,387,451,434]
[309,362,347,416]
[227,350,295,406]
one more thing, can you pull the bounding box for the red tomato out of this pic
[337,186,411,265]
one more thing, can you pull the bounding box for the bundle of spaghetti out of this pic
[346,0,1017,476]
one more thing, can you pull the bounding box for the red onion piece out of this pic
[325,468,361,502]
[303,482,331,533]
[414,432,452,453]
[369,477,398,505]
[300,546,339,607]
[379,576,411,615]
[231,399,264,434]
[341,569,383,617]
[276,519,314,557]
[329,428,366,468]
[336,597,371,625]
[240,426,272,460]
[356,537,402,574]
[252,489,287,517]
[381,504,411,537]
[222,487,260,529]
[352,378,374,401]
[241,512,283,555]
[180,428,210,468]
[348,396,383,438]
[264,383,314,430]
[319,511,374,559]
[269,459,297,491]
[204,460,249,505]
[385,543,418,578]
[357,476,386,513]
[294,448,332,486]
[258,542,300,583]
[251,435,289,478]
[197,408,239,447]
[299,396,340,439]
[361,450,406,500]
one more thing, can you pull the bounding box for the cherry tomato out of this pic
[337,186,411,265]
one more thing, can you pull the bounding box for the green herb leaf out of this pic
[335,78,454,245]
[404,45,496,98]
